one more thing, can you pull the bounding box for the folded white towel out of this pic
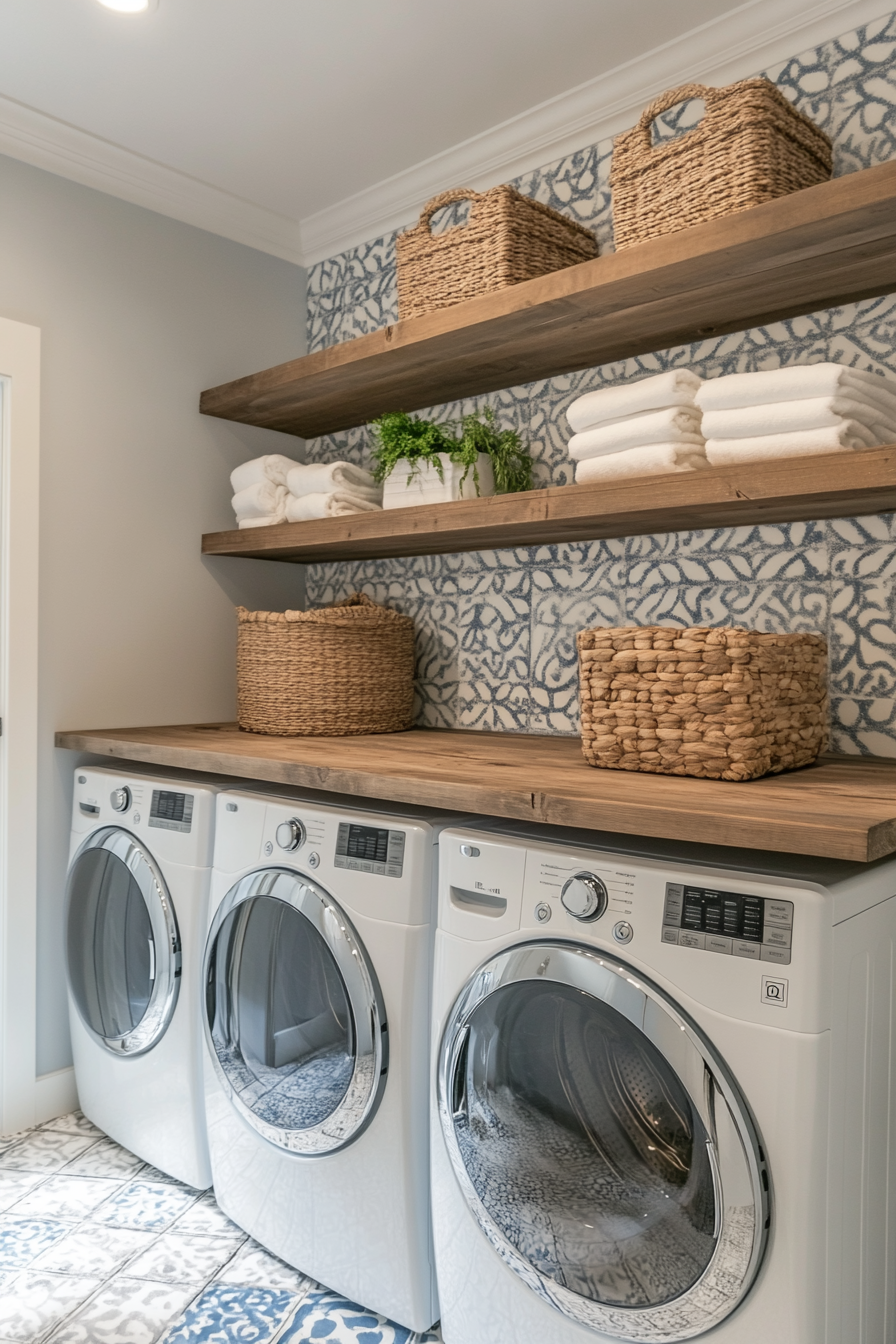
[702,398,888,446]
[238,516,286,529]
[285,492,383,522]
[232,481,288,522]
[567,370,701,434]
[231,454,303,494]
[568,406,703,460]
[696,363,896,418]
[575,443,709,482]
[706,423,873,465]
[286,461,382,502]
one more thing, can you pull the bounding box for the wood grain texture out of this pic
[55,723,896,862]
[200,162,896,439]
[202,447,896,562]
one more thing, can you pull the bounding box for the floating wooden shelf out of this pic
[202,447,896,562]
[201,162,896,440]
[55,724,896,862]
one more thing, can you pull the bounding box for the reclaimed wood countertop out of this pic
[55,723,896,863]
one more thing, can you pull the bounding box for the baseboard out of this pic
[33,1067,79,1125]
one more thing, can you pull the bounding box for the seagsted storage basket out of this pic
[577,625,828,782]
[237,593,415,737]
[396,185,598,320]
[610,79,833,250]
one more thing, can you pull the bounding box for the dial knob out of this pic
[110,786,131,813]
[560,872,608,922]
[275,818,306,852]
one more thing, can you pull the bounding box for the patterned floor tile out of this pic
[160,1283,300,1343]
[41,1113,105,1139]
[63,1137,145,1178]
[0,1170,48,1213]
[171,1195,245,1239]
[0,1269,100,1341]
[44,1278,197,1344]
[9,1173,123,1221]
[0,1217,68,1269]
[92,1181,198,1232]
[278,1289,416,1344]
[33,1224,155,1278]
[127,1231,245,1285]
[0,1132,98,1173]
[213,1240,309,1293]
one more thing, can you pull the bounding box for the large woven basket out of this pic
[578,625,828,782]
[396,185,598,321]
[237,593,415,737]
[610,79,832,250]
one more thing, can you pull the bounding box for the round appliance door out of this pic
[65,828,181,1057]
[439,941,769,1343]
[203,868,388,1156]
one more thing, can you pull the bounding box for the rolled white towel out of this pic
[286,461,382,502]
[567,369,701,434]
[706,423,874,465]
[696,363,896,418]
[285,492,383,522]
[568,406,703,460]
[575,443,708,482]
[230,454,302,494]
[702,399,888,446]
[238,516,287,529]
[232,481,288,522]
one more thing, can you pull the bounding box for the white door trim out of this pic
[0,316,41,1133]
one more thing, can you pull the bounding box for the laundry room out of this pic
[1,1,896,1342]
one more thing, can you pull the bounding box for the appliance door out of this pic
[65,827,181,1057]
[203,868,388,1156]
[438,940,769,1343]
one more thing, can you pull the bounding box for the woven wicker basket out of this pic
[610,79,832,250]
[237,593,415,737]
[578,625,828,782]
[396,185,598,321]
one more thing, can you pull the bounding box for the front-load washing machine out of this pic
[203,789,452,1332]
[66,766,221,1189]
[431,825,896,1344]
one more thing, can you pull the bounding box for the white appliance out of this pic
[431,824,896,1344]
[66,766,221,1189]
[203,789,447,1332]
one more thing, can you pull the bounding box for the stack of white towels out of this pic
[566,370,708,481]
[697,362,896,464]
[230,455,383,528]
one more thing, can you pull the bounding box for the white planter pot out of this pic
[382,453,495,509]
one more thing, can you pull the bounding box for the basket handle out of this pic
[636,83,714,146]
[417,188,482,234]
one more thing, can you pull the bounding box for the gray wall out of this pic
[0,153,307,1075]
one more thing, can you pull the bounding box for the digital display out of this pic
[662,882,792,965]
[149,790,194,833]
[334,822,405,878]
[338,824,390,864]
[680,885,764,942]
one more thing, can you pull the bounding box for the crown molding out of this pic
[299,0,892,266]
[0,93,304,265]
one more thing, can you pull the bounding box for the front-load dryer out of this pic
[203,789,452,1332]
[431,825,896,1344]
[66,766,221,1189]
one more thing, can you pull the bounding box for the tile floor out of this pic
[0,1112,441,1344]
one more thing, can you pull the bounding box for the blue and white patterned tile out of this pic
[33,1224,154,1279]
[456,571,530,683]
[0,1217,68,1269]
[0,1132,98,1173]
[529,565,624,735]
[0,1268,101,1342]
[0,1170,48,1213]
[41,1114,104,1139]
[626,520,829,565]
[277,1289,417,1344]
[8,1173,122,1221]
[457,680,530,732]
[830,581,896,696]
[831,694,896,755]
[171,1194,245,1239]
[213,1241,309,1294]
[92,1182,198,1233]
[625,581,830,631]
[45,1277,198,1344]
[126,1231,245,1286]
[413,678,460,730]
[160,1283,300,1343]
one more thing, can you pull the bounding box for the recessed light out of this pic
[97,0,157,12]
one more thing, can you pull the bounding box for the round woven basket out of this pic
[237,593,415,737]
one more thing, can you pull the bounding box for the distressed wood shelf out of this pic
[201,162,896,440]
[202,447,896,562]
[55,724,896,862]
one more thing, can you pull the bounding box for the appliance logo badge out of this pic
[761,975,789,1008]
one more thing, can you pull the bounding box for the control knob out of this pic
[275,818,306,852]
[110,787,131,813]
[561,872,608,922]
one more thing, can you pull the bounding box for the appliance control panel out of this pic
[661,881,793,965]
[148,789,194,834]
[334,822,405,878]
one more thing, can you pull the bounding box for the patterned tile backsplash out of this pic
[304,11,896,757]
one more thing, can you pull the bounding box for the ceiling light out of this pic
[97,0,157,12]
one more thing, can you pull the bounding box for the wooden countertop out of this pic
[55,723,896,863]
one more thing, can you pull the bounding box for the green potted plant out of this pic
[370,408,532,509]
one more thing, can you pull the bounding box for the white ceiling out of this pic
[0,0,885,264]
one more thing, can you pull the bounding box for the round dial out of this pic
[109,787,131,814]
[275,818,306,852]
[560,872,608,922]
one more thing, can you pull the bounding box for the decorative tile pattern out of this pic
[302,10,896,758]
[0,1113,441,1344]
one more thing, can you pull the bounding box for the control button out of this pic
[679,931,706,950]
[764,899,794,928]
[706,935,732,955]
[275,819,306,852]
[761,945,791,965]
[77,775,87,784]
[732,940,761,960]
[460,844,480,858]
[663,883,684,923]
[762,975,789,1007]
[225,802,238,813]
[263,841,273,856]
[613,921,633,944]
[661,927,680,944]
[561,873,608,923]
[535,902,552,924]
[308,852,320,869]
[110,787,131,813]
[763,926,792,949]
[132,813,141,825]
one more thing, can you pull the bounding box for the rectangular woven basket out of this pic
[577,625,828,782]
[396,185,598,321]
[610,78,833,250]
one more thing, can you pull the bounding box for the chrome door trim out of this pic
[438,940,769,1343]
[65,827,181,1057]
[203,867,388,1156]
